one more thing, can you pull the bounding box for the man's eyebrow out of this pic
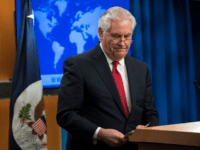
[111,33,121,36]
[125,33,132,36]
[111,33,132,36]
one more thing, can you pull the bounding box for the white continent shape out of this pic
[52,41,65,69]
[69,6,106,54]
[54,0,68,17]
[34,11,58,40]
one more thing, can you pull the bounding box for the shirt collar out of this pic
[99,43,125,68]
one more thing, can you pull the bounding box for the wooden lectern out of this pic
[128,121,200,150]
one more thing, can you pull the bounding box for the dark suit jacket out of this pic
[56,42,159,150]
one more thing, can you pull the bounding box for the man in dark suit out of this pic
[57,6,159,150]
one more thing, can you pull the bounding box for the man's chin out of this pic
[114,48,127,52]
[116,50,127,55]
[114,53,127,60]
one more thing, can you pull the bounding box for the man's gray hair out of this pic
[98,6,137,35]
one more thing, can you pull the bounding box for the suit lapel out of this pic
[91,43,127,118]
[125,55,138,120]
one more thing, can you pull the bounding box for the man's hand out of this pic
[136,125,148,129]
[96,128,128,148]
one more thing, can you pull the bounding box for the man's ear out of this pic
[98,27,103,40]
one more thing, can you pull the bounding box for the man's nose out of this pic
[118,37,126,45]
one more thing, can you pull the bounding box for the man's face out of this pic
[99,19,133,61]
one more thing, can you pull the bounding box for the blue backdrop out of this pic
[61,0,200,149]
[190,0,200,122]
[130,0,199,125]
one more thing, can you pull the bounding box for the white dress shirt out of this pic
[92,43,132,144]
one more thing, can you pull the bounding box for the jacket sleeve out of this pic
[142,64,159,126]
[56,58,98,143]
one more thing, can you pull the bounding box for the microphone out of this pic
[193,80,200,89]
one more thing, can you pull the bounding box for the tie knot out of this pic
[113,61,119,68]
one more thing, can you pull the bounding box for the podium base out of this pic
[135,142,200,150]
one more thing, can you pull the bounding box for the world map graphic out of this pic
[31,0,129,87]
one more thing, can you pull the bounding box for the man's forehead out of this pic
[110,32,132,36]
[108,19,133,33]
[120,19,132,25]
[110,19,132,26]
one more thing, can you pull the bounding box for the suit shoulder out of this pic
[126,55,148,68]
[64,47,95,64]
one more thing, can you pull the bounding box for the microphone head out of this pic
[193,80,198,85]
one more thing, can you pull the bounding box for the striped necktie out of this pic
[112,61,129,118]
